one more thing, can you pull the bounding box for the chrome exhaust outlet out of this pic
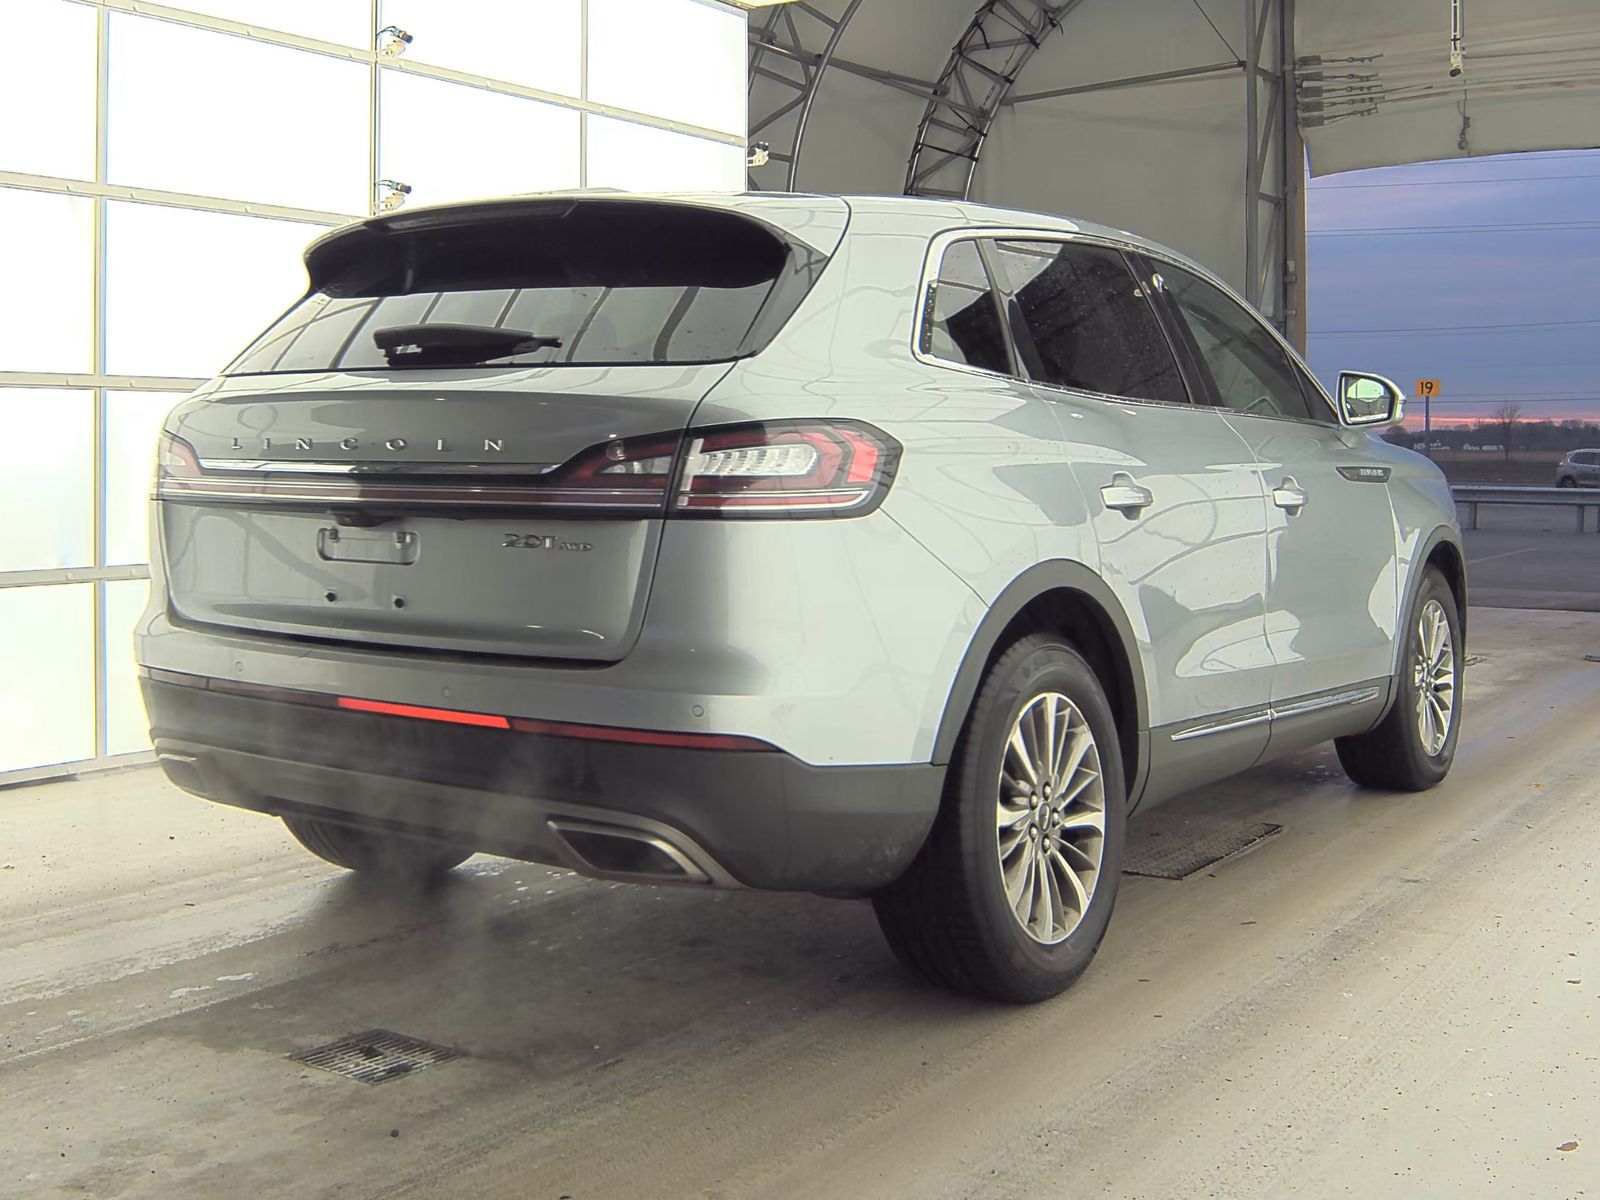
[546,818,733,887]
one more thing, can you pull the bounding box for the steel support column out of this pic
[904,0,1089,199]
[746,0,862,190]
[1245,0,1298,336]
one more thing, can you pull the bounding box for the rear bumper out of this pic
[141,678,944,893]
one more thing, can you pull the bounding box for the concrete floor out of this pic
[4,607,1599,1199]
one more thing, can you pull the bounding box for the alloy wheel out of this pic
[1412,598,1456,757]
[995,692,1107,945]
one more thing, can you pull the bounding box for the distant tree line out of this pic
[1383,418,1600,454]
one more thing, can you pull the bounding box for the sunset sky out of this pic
[1303,148,1600,426]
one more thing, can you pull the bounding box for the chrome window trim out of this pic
[911,226,1204,414]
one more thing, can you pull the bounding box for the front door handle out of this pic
[1272,477,1308,514]
[1101,472,1154,514]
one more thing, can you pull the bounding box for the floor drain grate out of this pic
[291,1029,464,1084]
[1122,816,1283,880]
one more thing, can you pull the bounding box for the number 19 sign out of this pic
[1415,379,1442,398]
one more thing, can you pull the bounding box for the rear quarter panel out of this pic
[691,205,1106,762]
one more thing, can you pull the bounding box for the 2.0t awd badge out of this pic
[501,534,593,551]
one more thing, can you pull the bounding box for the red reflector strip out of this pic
[508,716,773,752]
[144,668,772,751]
[336,696,511,728]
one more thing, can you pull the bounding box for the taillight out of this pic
[152,421,899,518]
[156,432,202,490]
[672,421,900,517]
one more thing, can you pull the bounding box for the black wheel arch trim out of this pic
[931,559,1151,804]
[1381,526,1468,717]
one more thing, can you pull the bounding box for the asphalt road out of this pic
[1464,505,1600,612]
[5,607,1599,1199]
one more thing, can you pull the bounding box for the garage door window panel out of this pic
[0,189,94,374]
[994,241,1189,406]
[106,202,316,378]
[107,15,369,214]
[1,0,97,180]
[0,388,94,572]
[0,584,95,774]
[379,73,581,207]
[585,116,746,193]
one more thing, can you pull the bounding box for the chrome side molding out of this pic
[1171,685,1383,742]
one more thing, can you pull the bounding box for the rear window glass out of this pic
[227,201,824,374]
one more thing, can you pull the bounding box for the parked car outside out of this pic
[1556,449,1600,486]
[137,193,1466,1002]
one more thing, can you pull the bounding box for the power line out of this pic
[1311,172,1600,189]
[1427,392,1600,401]
[1395,397,1600,405]
[1311,317,1600,337]
[1323,150,1600,176]
[1311,221,1600,236]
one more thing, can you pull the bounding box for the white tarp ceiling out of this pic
[747,0,1600,338]
[1295,0,1600,174]
[752,0,1600,189]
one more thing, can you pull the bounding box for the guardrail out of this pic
[1451,485,1600,533]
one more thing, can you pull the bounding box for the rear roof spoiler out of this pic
[304,193,851,287]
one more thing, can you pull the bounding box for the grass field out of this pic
[1413,448,1564,486]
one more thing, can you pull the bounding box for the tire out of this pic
[1335,567,1463,791]
[282,814,472,883]
[1558,477,1577,488]
[873,634,1126,1003]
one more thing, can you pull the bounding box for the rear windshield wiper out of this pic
[372,323,563,367]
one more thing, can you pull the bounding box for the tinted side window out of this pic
[991,240,1188,404]
[1161,265,1322,422]
[1290,360,1334,422]
[921,240,1009,375]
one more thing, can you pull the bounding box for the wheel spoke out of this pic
[1054,767,1100,809]
[1004,847,1031,913]
[1056,806,1105,833]
[998,825,1029,860]
[1429,692,1450,733]
[1038,851,1061,935]
[1052,723,1094,795]
[997,795,1032,829]
[1042,693,1060,785]
[1061,838,1098,871]
[1050,849,1091,915]
[1006,729,1039,787]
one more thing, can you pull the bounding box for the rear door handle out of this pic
[1101,472,1153,514]
[1272,477,1308,513]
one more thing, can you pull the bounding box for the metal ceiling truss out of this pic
[1244,0,1297,335]
[746,0,863,190]
[904,0,1089,199]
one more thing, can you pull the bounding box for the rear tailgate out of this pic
[161,367,728,660]
[155,196,844,661]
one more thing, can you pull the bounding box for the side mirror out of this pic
[1336,371,1405,429]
